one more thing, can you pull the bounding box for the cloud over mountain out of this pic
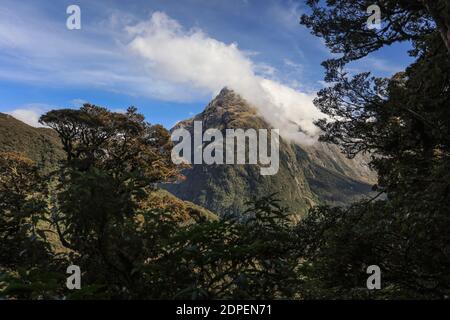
[0,2,325,143]
[127,12,325,144]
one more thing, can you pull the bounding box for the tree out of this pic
[143,194,300,299]
[301,0,450,82]
[0,152,67,299]
[37,105,181,298]
[299,0,450,298]
[0,152,50,269]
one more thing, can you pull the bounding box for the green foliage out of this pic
[301,0,450,79]
[0,268,65,300]
[298,0,450,299]
[0,152,51,269]
[138,194,299,299]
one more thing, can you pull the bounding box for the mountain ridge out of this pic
[165,88,376,219]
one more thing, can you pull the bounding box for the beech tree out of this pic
[299,0,450,298]
[301,0,450,82]
[0,152,50,269]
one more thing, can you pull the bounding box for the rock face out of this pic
[165,88,376,219]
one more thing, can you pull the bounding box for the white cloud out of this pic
[6,105,49,127]
[112,108,127,114]
[70,99,88,108]
[0,4,325,144]
[127,12,260,100]
[0,3,196,102]
[284,58,304,73]
[126,12,325,144]
[254,62,277,78]
[364,57,403,74]
[347,57,404,77]
[269,1,304,31]
[259,79,323,144]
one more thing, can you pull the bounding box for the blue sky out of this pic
[0,0,414,130]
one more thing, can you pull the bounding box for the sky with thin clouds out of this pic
[0,0,413,136]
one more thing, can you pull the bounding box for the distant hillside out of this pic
[165,88,376,219]
[0,113,64,172]
[0,112,218,223]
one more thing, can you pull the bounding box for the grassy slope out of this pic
[0,113,65,173]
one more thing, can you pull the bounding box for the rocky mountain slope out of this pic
[165,88,376,219]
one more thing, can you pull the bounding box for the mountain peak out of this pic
[216,87,237,98]
[207,87,254,113]
[212,87,245,105]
